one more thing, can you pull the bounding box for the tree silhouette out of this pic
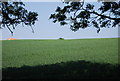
[49,0,120,33]
[0,1,38,35]
[0,0,119,34]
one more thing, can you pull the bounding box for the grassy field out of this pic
[2,38,119,80]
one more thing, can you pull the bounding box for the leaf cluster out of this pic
[1,2,38,34]
[50,1,120,33]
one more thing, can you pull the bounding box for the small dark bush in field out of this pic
[59,38,64,40]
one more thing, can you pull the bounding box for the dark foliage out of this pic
[49,0,120,33]
[0,2,38,35]
[59,37,64,40]
[2,60,119,80]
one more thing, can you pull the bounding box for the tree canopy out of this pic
[49,0,120,33]
[0,0,119,34]
[0,1,38,35]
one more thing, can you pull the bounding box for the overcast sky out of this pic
[0,2,119,40]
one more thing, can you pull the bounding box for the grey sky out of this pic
[1,2,119,40]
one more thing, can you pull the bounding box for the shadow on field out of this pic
[2,60,119,80]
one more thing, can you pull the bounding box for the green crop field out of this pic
[2,38,119,80]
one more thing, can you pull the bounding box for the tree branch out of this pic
[6,25,13,36]
[90,11,120,21]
